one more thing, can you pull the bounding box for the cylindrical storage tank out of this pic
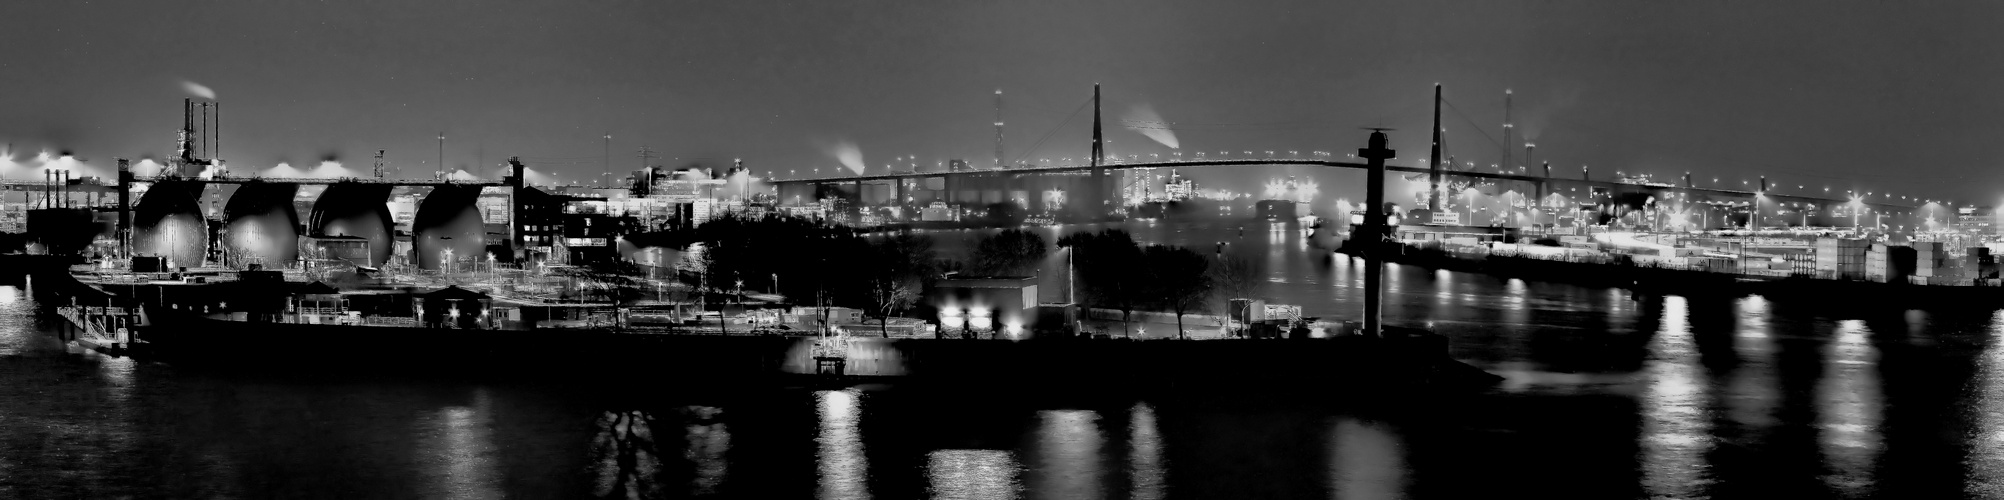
[413,184,486,270]
[221,181,300,268]
[131,180,209,268]
[309,183,394,266]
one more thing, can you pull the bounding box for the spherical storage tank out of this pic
[131,180,209,267]
[309,183,394,266]
[220,182,301,267]
[412,185,486,270]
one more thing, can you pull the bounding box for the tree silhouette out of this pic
[1058,229,1145,337]
[864,231,936,337]
[969,228,1047,276]
[1208,252,1266,338]
[1144,245,1212,339]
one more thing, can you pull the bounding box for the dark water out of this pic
[5,222,2004,499]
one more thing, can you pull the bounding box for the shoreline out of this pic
[1338,241,2004,308]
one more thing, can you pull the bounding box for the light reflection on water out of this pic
[685,406,730,496]
[1818,319,1881,494]
[424,389,499,500]
[1640,295,1714,497]
[1031,410,1103,500]
[592,409,664,498]
[1727,295,1779,432]
[927,449,1021,500]
[1329,417,1407,500]
[1969,310,2004,497]
[1129,403,1166,500]
[817,389,870,500]
[7,220,2004,498]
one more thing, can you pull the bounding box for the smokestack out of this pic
[181,98,195,169]
[1543,161,1551,179]
[1524,143,1535,171]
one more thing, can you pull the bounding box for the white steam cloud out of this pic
[181,80,216,100]
[262,161,361,179]
[819,140,865,175]
[0,149,115,180]
[1124,104,1181,149]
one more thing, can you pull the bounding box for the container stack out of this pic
[1865,243,1916,283]
[1787,252,1818,277]
[1971,247,1999,281]
[1815,237,1869,281]
[1912,241,1967,285]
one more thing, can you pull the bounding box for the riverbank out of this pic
[129,308,1497,396]
[1338,239,2004,308]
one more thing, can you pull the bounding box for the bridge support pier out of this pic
[893,179,905,222]
[850,179,864,223]
[116,158,132,257]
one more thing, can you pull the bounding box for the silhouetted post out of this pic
[1358,129,1397,338]
[1429,84,1443,211]
[508,157,526,260]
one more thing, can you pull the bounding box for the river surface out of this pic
[5,221,2004,498]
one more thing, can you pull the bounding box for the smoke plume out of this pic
[1124,104,1181,149]
[181,80,216,100]
[815,140,865,175]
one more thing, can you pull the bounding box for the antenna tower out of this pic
[1502,89,1514,171]
[993,89,1005,169]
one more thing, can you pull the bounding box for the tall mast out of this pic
[1502,89,1513,172]
[993,89,1005,169]
[1428,84,1443,211]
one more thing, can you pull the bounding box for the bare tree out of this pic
[1209,252,1266,338]
[864,231,935,337]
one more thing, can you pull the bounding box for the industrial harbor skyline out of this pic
[5,1,2004,204]
[8,1,2004,499]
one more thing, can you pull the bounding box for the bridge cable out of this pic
[1009,96,1095,166]
[1442,99,1507,164]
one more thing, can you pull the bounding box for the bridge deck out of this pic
[765,159,1920,210]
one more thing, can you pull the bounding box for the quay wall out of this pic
[136,313,1486,391]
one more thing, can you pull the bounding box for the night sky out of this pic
[3,1,2002,204]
